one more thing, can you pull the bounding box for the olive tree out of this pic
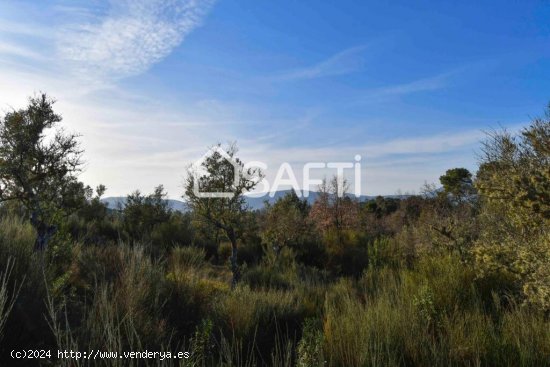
[184,143,261,288]
[0,94,87,251]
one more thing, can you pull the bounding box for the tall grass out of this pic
[0,258,21,343]
[322,256,550,366]
[0,216,35,282]
[0,216,51,360]
[2,213,550,366]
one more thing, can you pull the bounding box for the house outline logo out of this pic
[191,146,240,198]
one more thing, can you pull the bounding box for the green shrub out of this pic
[413,284,439,333]
[297,318,324,367]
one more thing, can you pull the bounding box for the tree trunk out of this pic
[30,211,56,252]
[34,225,56,252]
[228,233,239,289]
[34,229,47,252]
[214,230,220,265]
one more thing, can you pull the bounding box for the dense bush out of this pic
[474,111,550,311]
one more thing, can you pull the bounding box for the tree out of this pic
[261,190,310,261]
[439,167,475,202]
[77,184,108,222]
[309,176,359,238]
[420,186,478,262]
[67,184,119,246]
[123,185,171,244]
[184,143,261,288]
[0,94,86,251]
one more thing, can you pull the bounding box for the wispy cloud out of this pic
[0,19,52,38]
[0,0,222,197]
[360,70,458,102]
[272,45,368,81]
[56,0,215,79]
[236,128,484,195]
[0,41,43,60]
[360,61,492,103]
[364,129,482,157]
[374,73,450,96]
[0,2,511,198]
[247,129,482,164]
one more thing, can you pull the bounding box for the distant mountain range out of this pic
[101,197,188,212]
[244,190,382,210]
[101,190,408,212]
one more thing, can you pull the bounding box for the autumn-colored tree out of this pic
[309,176,359,238]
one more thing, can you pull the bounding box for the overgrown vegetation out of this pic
[0,96,548,366]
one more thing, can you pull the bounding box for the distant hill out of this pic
[101,197,187,212]
[244,190,381,210]
[101,190,409,212]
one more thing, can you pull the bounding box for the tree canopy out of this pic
[0,94,87,250]
[439,167,475,201]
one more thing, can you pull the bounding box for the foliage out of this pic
[123,185,171,242]
[439,167,475,201]
[474,108,550,310]
[261,190,311,261]
[296,318,324,367]
[0,94,88,251]
[309,177,359,237]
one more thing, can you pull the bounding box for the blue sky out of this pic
[0,0,548,197]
